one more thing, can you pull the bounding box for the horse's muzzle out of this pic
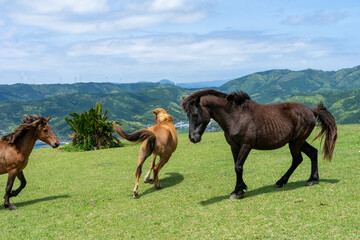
[52,141,60,148]
[189,135,201,143]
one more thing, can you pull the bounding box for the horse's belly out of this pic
[254,141,288,150]
[254,134,291,150]
[0,155,8,174]
[0,167,6,175]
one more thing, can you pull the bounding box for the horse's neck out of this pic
[201,96,233,131]
[15,129,37,157]
[202,96,251,132]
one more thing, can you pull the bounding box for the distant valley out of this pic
[0,65,359,139]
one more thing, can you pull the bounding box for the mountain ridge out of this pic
[1,65,360,139]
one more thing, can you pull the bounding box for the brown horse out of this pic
[113,108,178,199]
[182,89,337,200]
[0,115,60,210]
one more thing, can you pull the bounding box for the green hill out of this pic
[280,88,360,124]
[0,85,190,139]
[1,65,360,140]
[219,65,360,103]
[0,82,165,102]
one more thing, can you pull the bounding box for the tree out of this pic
[65,102,121,151]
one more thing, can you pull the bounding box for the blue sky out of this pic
[0,0,359,84]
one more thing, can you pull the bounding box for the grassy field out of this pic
[0,125,359,239]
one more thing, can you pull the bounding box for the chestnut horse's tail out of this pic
[113,123,156,149]
[312,103,337,161]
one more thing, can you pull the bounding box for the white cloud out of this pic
[67,32,331,70]
[18,0,108,14]
[283,11,345,25]
[11,10,207,34]
[9,0,207,34]
[0,0,356,84]
[150,0,190,12]
[10,14,99,34]
[112,11,207,30]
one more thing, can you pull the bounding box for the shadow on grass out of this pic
[140,172,184,198]
[1,194,71,210]
[199,179,340,206]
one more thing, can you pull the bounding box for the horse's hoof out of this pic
[229,192,245,200]
[133,194,140,199]
[144,178,154,184]
[275,180,285,188]
[306,181,315,186]
[9,204,18,210]
[155,184,162,190]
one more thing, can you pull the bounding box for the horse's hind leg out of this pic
[144,154,156,183]
[133,143,152,199]
[10,171,27,197]
[275,142,303,188]
[152,155,170,189]
[4,172,18,210]
[301,141,319,186]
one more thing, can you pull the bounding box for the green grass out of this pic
[1,125,359,239]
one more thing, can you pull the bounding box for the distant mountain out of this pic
[177,79,229,88]
[1,65,360,140]
[0,84,190,139]
[219,65,360,103]
[158,79,175,85]
[281,88,360,124]
[0,82,164,102]
[150,79,228,88]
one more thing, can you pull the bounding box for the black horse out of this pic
[182,89,337,199]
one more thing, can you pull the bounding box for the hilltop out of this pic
[220,65,360,103]
[0,65,360,139]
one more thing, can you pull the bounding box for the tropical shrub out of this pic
[64,102,121,151]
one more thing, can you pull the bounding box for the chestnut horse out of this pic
[182,89,337,200]
[0,115,60,210]
[114,108,178,199]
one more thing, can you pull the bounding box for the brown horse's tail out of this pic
[312,103,337,161]
[113,123,156,149]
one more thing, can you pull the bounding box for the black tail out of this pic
[113,123,156,149]
[312,103,337,161]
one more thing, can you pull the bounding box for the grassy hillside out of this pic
[0,84,190,138]
[1,85,360,139]
[219,65,360,103]
[280,88,360,124]
[0,125,359,239]
[0,82,165,102]
[1,65,360,139]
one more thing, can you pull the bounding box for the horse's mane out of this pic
[1,115,45,144]
[157,112,174,123]
[160,114,174,123]
[181,89,251,113]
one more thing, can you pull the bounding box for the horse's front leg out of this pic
[229,144,251,200]
[4,172,18,210]
[10,171,27,197]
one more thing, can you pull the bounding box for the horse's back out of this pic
[251,102,316,150]
[151,121,178,154]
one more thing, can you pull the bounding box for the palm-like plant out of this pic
[65,102,121,151]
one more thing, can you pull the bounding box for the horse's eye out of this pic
[44,129,48,133]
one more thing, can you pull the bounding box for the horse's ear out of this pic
[46,117,51,122]
[153,109,161,115]
[166,110,169,113]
